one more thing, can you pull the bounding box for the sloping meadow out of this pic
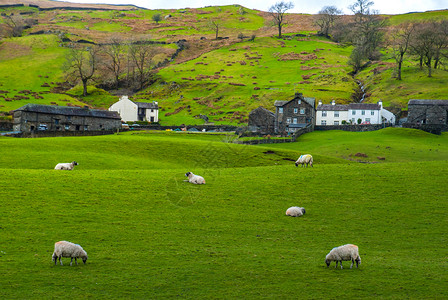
[0,130,447,298]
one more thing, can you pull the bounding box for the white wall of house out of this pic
[348,108,381,124]
[316,110,349,125]
[381,108,396,124]
[109,96,138,122]
[144,106,159,123]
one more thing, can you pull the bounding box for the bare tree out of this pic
[2,14,24,37]
[314,6,342,38]
[64,45,101,97]
[102,37,125,89]
[389,22,415,80]
[410,22,438,77]
[433,20,448,69]
[269,1,294,38]
[128,42,158,90]
[208,19,221,40]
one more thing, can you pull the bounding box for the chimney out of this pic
[378,100,383,108]
[332,100,335,105]
[318,100,322,106]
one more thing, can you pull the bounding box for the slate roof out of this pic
[250,106,274,116]
[15,104,121,119]
[348,103,381,110]
[408,99,448,105]
[274,97,315,108]
[135,102,158,109]
[316,104,349,111]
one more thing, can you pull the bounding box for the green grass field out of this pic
[1,128,447,298]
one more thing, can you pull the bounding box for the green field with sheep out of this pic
[0,128,447,299]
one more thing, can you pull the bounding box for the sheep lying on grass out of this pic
[285,206,306,217]
[295,154,313,167]
[185,172,206,184]
[54,161,78,170]
[52,241,88,266]
[325,244,361,269]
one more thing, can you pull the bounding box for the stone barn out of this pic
[13,104,121,132]
[407,100,448,125]
[248,106,275,134]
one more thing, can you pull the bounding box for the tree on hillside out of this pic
[410,22,438,77]
[389,22,415,80]
[152,13,162,24]
[268,1,294,38]
[314,6,342,38]
[349,0,387,61]
[102,37,126,89]
[64,45,101,97]
[208,19,221,40]
[128,42,158,91]
[1,14,24,37]
[433,20,448,69]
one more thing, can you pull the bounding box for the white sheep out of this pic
[325,244,361,269]
[185,172,206,184]
[285,206,306,217]
[52,241,88,266]
[54,161,78,170]
[295,154,313,167]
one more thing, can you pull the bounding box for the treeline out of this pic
[314,0,448,78]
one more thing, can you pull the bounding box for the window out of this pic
[321,120,327,125]
[293,118,298,124]
[279,107,283,114]
[334,121,339,125]
[65,125,70,130]
[352,110,356,115]
[298,100,301,104]
[300,108,305,114]
[371,111,375,115]
[352,118,356,123]
[286,118,291,124]
[294,108,298,114]
[334,111,339,118]
[362,110,365,115]
[84,125,88,131]
[366,118,370,123]
[67,116,71,121]
[54,119,60,125]
[322,111,327,117]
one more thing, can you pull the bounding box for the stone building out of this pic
[407,100,448,125]
[274,93,315,133]
[248,106,275,134]
[13,104,121,132]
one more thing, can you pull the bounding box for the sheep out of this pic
[52,241,88,266]
[325,244,361,269]
[285,206,306,217]
[295,154,313,167]
[185,172,205,184]
[54,161,78,170]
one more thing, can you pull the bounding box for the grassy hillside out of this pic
[0,5,447,124]
[1,129,447,298]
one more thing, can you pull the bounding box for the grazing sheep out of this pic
[295,154,313,167]
[325,244,361,269]
[185,172,205,184]
[52,241,88,266]
[54,161,78,170]
[285,206,306,217]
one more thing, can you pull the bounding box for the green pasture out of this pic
[0,128,447,298]
[386,10,448,25]
[0,35,86,111]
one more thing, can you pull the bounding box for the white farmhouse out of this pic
[316,100,395,125]
[109,96,159,123]
[315,100,349,125]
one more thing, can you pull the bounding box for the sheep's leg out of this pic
[335,261,338,268]
[75,257,78,265]
[59,256,63,265]
[340,261,343,269]
[350,259,354,269]
[70,257,73,266]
